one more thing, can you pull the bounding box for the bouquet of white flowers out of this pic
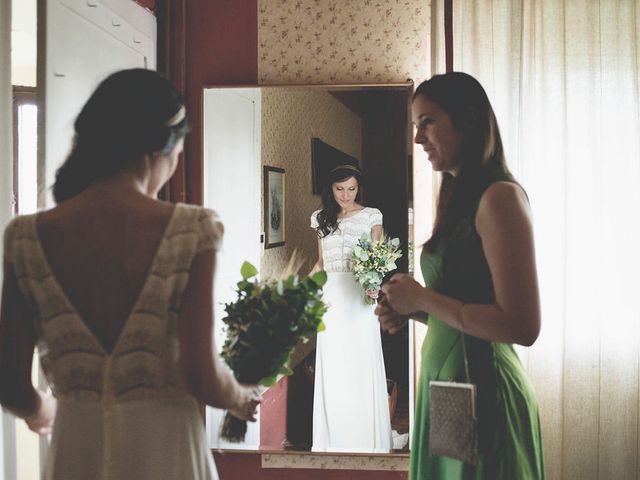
[351,234,403,305]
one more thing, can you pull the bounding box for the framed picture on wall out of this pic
[264,166,285,249]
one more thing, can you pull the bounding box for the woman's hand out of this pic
[365,289,379,300]
[375,296,409,334]
[228,385,262,422]
[380,273,427,316]
[24,390,56,435]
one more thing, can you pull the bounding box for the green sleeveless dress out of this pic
[409,171,545,479]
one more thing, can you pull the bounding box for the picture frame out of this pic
[264,166,286,249]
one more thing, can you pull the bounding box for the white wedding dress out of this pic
[4,204,220,479]
[310,207,393,453]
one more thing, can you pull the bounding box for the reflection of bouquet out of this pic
[352,234,403,305]
[220,261,328,442]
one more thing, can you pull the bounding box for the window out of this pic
[13,86,38,215]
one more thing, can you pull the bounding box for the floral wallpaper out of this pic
[258,0,431,84]
[260,88,362,278]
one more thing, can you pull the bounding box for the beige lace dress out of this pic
[3,203,222,480]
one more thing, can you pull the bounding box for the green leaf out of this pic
[317,320,326,332]
[259,375,279,387]
[240,261,258,280]
[310,270,328,287]
[278,365,294,376]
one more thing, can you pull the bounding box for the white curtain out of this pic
[431,1,640,479]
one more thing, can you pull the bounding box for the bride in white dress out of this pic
[0,69,260,480]
[310,164,393,453]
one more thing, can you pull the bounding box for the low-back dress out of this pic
[3,203,222,480]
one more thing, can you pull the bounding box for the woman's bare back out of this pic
[36,191,176,352]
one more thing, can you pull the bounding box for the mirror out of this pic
[202,84,413,454]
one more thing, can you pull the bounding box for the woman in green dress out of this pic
[376,72,545,479]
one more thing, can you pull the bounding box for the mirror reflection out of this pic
[203,84,412,453]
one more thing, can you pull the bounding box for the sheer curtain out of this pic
[430,1,640,479]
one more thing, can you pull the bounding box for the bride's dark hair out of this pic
[315,165,362,238]
[52,68,189,203]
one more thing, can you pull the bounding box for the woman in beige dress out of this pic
[0,68,259,480]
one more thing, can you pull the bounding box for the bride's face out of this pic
[332,176,359,209]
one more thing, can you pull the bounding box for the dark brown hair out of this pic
[315,165,362,238]
[53,69,189,203]
[415,72,510,250]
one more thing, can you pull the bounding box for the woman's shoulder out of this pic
[174,202,222,224]
[476,181,531,232]
[479,181,528,210]
[3,213,36,247]
[173,203,224,247]
[363,206,382,216]
[170,203,224,253]
[310,209,321,229]
[364,207,383,224]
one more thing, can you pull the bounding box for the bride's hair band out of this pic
[330,164,361,174]
[164,105,186,127]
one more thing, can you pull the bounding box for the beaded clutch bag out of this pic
[428,334,479,465]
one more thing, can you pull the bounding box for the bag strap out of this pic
[434,332,472,383]
[461,333,471,383]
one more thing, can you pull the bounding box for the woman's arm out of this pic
[309,238,324,274]
[371,224,383,242]
[179,250,260,421]
[381,182,540,346]
[0,261,55,434]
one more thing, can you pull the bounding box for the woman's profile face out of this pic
[412,94,464,176]
[331,176,358,210]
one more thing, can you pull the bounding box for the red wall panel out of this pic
[213,452,408,480]
[260,376,288,449]
[184,0,258,205]
[135,0,155,11]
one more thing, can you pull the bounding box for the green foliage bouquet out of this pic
[220,261,328,442]
[352,234,403,305]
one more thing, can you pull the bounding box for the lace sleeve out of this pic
[369,208,383,228]
[195,208,224,254]
[310,210,320,229]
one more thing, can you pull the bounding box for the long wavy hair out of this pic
[52,68,189,203]
[315,165,362,238]
[416,72,511,251]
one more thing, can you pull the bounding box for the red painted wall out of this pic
[184,0,258,205]
[213,452,408,480]
[135,0,155,12]
[260,376,288,449]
